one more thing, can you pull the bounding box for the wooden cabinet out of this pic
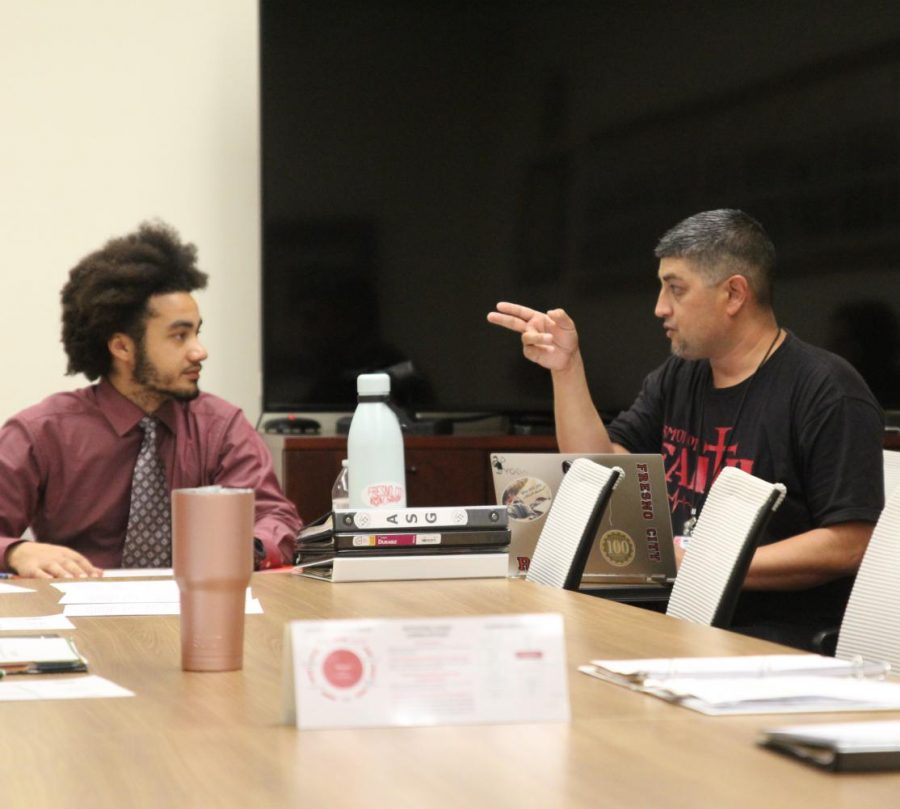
[280,430,900,521]
[282,435,557,521]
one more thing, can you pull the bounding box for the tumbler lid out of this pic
[357,373,391,396]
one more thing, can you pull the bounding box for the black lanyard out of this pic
[682,327,782,537]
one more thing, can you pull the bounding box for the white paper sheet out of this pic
[53,580,181,603]
[53,580,255,604]
[63,598,263,617]
[0,674,133,701]
[589,654,888,682]
[0,583,35,594]
[581,664,900,716]
[102,568,174,578]
[669,676,900,716]
[51,580,261,616]
[0,614,76,632]
[0,635,81,665]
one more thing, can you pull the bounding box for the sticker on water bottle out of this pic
[362,483,406,508]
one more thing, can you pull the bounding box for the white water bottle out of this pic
[347,373,407,509]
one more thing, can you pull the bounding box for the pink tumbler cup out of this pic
[172,486,255,672]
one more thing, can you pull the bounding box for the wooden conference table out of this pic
[5,572,900,808]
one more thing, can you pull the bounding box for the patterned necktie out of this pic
[121,416,172,567]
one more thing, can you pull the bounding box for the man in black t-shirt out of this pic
[488,209,885,650]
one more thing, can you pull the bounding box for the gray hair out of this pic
[654,209,775,307]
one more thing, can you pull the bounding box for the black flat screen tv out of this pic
[261,1,900,417]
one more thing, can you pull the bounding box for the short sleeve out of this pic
[607,365,667,453]
[797,394,885,527]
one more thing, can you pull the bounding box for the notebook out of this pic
[490,453,676,583]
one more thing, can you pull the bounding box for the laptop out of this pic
[490,453,677,584]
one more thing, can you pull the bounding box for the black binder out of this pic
[760,720,900,772]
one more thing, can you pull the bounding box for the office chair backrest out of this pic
[884,450,900,499]
[666,466,787,628]
[835,483,900,670]
[526,459,623,590]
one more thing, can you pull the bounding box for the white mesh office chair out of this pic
[666,466,787,628]
[833,483,900,671]
[884,449,900,497]
[811,450,900,656]
[526,458,623,591]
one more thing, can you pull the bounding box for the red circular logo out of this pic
[322,649,364,688]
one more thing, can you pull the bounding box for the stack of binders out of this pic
[294,506,510,582]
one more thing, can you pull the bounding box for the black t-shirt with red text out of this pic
[608,331,884,639]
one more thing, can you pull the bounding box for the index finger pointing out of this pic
[495,301,539,321]
[487,311,529,333]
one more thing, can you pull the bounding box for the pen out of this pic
[0,661,88,678]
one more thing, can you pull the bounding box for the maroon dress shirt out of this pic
[0,379,302,570]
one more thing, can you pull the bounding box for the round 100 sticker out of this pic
[598,530,636,567]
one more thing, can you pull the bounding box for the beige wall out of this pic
[0,0,261,422]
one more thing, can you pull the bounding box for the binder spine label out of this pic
[334,506,507,531]
[352,534,442,547]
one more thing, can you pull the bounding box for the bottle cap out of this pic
[357,373,391,396]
